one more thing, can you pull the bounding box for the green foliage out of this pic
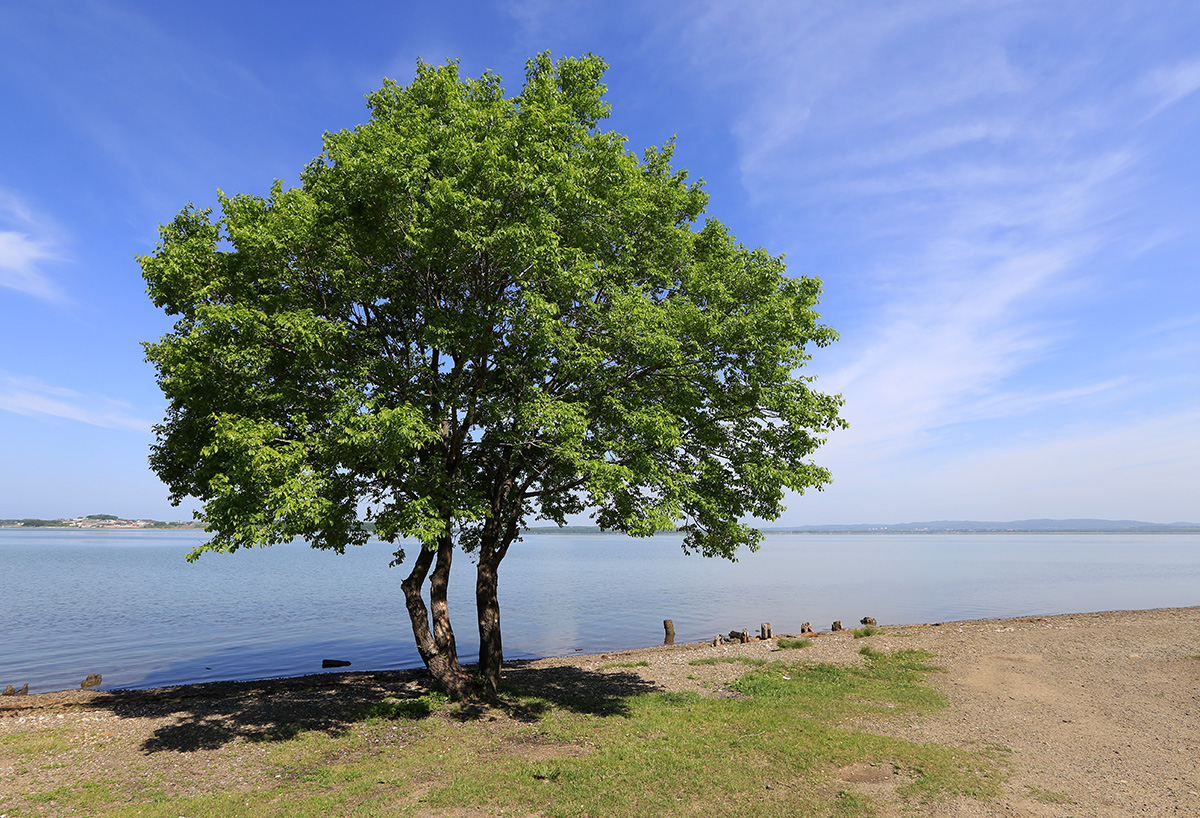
[141,51,842,559]
[853,626,883,638]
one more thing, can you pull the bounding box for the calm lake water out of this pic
[2,529,1198,694]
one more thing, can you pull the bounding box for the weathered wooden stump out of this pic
[81,673,102,689]
[663,619,675,645]
[760,622,773,639]
[831,620,843,631]
[860,617,877,627]
[800,622,814,634]
[741,628,751,643]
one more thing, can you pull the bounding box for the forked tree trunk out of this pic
[400,540,473,700]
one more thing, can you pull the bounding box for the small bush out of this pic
[853,626,883,638]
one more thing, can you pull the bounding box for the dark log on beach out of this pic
[322,659,352,668]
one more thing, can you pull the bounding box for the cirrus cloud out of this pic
[0,190,65,302]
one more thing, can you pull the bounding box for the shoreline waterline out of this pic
[5,604,1196,702]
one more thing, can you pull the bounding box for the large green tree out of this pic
[141,54,846,700]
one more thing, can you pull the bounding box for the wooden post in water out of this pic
[663,619,675,645]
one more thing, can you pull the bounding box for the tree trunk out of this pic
[476,552,503,699]
[428,534,461,675]
[401,542,473,700]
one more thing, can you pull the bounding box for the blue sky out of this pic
[2,1,1197,525]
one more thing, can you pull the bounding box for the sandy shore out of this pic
[3,606,1198,816]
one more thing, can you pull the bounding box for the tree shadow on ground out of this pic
[83,662,662,753]
[498,661,661,720]
[85,668,436,753]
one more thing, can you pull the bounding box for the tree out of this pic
[140,53,846,700]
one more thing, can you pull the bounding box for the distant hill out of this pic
[522,525,604,535]
[0,516,203,529]
[764,519,1200,533]
[519,519,1200,535]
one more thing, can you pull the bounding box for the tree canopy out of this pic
[141,53,846,699]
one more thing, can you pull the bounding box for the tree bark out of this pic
[401,542,473,700]
[428,534,461,675]
[476,551,503,699]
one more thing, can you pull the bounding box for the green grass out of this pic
[599,660,650,669]
[689,655,768,667]
[776,637,813,649]
[1025,784,1074,804]
[5,649,1000,818]
[359,691,447,721]
[0,729,72,756]
[853,626,884,638]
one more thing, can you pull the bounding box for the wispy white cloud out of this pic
[795,404,1200,523]
[0,190,65,301]
[1142,58,1200,118]
[676,2,1173,437]
[0,373,150,432]
[922,407,1200,520]
[667,1,1200,523]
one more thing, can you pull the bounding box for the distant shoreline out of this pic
[3,518,1198,534]
[0,516,203,530]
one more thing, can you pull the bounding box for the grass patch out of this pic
[599,660,650,669]
[776,637,813,649]
[830,789,876,817]
[360,691,447,721]
[3,649,999,818]
[853,626,884,638]
[689,655,768,667]
[1025,784,1074,804]
[27,781,115,811]
[0,729,72,755]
